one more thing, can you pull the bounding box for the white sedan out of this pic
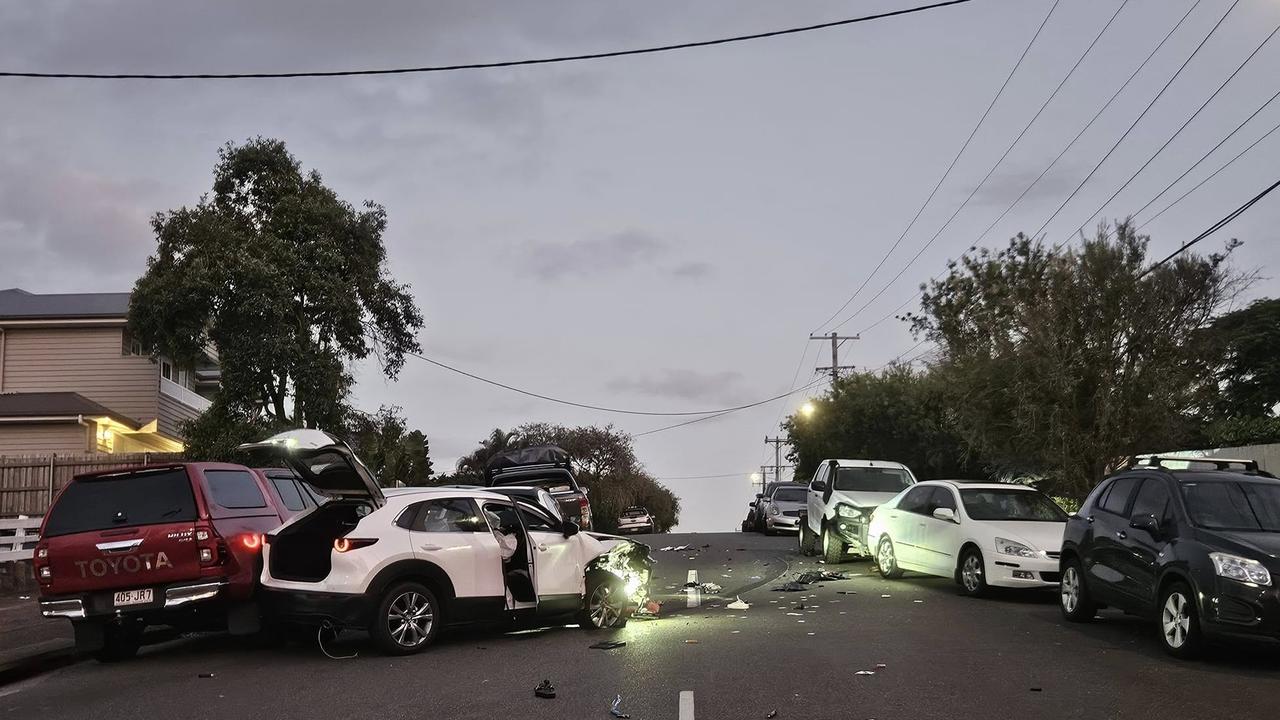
[866,481,1068,596]
[240,430,651,654]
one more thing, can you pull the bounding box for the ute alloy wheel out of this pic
[1159,582,1203,658]
[371,582,440,655]
[877,536,902,579]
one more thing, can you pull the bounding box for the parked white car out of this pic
[866,480,1068,596]
[241,430,651,654]
[799,459,917,564]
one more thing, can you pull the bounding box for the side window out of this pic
[810,465,828,490]
[517,503,557,532]
[898,486,934,515]
[483,502,520,532]
[409,499,482,532]
[269,476,307,512]
[1130,478,1173,524]
[1099,476,1139,516]
[930,487,958,513]
[205,470,267,509]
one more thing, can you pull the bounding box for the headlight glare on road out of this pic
[1210,552,1272,586]
[837,504,862,519]
[994,537,1036,558]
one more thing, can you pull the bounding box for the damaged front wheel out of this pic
[580,573,629,630]
[371,582,440,655]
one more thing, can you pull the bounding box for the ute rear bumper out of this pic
[40,580,227,619]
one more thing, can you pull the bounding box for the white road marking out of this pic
[686,569,700,608]
[679,690,695,720]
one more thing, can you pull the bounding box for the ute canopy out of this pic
[485,445,571,476]
[238,429,385,507]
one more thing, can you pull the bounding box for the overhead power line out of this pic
[635,377,828,437]
[828,0,1129,332]
[410,352,824,417]
[0,0,976,80]
[1137,177,1280,279]
[1029,0,1242,241]
[811,0,1060,333]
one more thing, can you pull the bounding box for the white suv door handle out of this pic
[537,544,549,551]
[420,544,442,551]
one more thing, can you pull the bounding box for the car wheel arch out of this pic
[1156,567,1198,613]
[954,541,983,583]
[367,559,458,608]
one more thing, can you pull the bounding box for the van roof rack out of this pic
[1133,455,1260,473]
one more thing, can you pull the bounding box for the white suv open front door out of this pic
[515,502,584,608]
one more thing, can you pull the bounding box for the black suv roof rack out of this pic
[1132,455,1260,473]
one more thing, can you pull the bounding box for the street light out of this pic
[750,472,762,483]
[800,401,816,418]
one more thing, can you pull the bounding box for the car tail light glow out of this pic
[334,538,378,553]
[241,533,263,550]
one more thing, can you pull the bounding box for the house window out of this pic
[121,331,144,356]
[161,359,174,382]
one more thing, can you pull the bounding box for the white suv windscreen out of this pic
[832,467,912,493]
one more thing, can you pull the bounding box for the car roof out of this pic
[920,480,1041,492]
[381,487,509,504]
[1113,468,1279,483]
[829,459,911,469]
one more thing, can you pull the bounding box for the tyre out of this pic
[579,572,629,630]
[798,520,818,556]
[958,547,989,597]
[876,536,903,579]
[1059,558,1096,622]
[822,525,847,565]
[370,581,441,655]
[93,622,142,663]
[1158,581,1203,659]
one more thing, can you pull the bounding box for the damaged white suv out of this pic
[242,430,651,655]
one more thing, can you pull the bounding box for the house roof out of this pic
[0,288,130,321]
[0,392,139,428]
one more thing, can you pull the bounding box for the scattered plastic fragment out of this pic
[684,639,700,644]
[731,630,741,634]
[794,602,806,610]
[535,680,556,699]
[699,582,723,594]
[875,664,887,669]
[855,670,875,675]
[772,581,807,592]
[913,599,924,603]
[795,570,847,584]
[727,597,750,610]
[18,595,30,600]
[590,640,627,650]
[610,695,631,718]
[837,591,856,595]
[1030,688,1043,693]
[786,612,803,616]
[198,673,215,678]
[880,594,892,598]
[766,711,778,719]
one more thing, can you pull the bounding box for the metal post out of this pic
[47,453,56,510]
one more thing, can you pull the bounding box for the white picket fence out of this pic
[0,517,40,563]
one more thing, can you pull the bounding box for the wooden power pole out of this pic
[809,331,859,384]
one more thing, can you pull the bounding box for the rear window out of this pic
[623,508,648,517]
[44,468,197,537]
[269,475,307,512]
[205,470,267,509]
[771,487,807,503]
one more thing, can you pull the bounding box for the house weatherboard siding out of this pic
[1,327,159,422]
[157,388,204,439]
[0,424,88,456]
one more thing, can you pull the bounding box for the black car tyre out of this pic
[799,520,818,556]
[1159,581,1203,659]
[1059,559,1096,622]
[370,581,441,655]
[876,536,903,579]
[958,547,989,597]
[822,525,847,565]
[579,572,629,630]
[93,622,142,663]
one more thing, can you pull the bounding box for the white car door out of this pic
[517,502,584,599]
[407,498,503,599]
[806,464,829,532]
[915,487,963,576]
[886,486,935,568]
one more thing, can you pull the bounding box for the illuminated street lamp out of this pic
[750,472,762,483]
[800,401,816,418]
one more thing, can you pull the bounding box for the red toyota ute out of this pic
[33,462,317,661]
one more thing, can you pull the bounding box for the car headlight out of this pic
[994,537,1037,558]
[768,505,780,516]
[1210,552,1272,586]
[837,504,864,519]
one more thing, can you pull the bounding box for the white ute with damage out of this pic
[244,429,652,654]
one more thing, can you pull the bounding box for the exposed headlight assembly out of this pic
[1210,552,1272,586]
[768,505,780,516]
[994,537,1037,558]
[837,504,863,519]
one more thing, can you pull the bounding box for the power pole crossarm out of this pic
[809,332,859,384]
[764,436,786,489]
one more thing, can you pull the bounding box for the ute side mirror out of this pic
[1129,513,1160,536]
[811,481,827,493]
[562,520,580,538]
[932,507,958,523]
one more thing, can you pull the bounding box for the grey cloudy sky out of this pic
[1,0,1277,531]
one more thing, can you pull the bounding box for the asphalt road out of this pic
[4,531,1280,719]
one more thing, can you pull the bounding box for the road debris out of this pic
[684,639,700,644]
[198,673,215,679]
[699,582,723,594]
[611,695,632,718]
[535,679,556,699]
[589,640,627,650]
[795,570,847,584]
[772,581,807,592]
[880,594,892,598]
[766,710,778,719]
[913,599,924,603]
[317,623,358,660]
[855,670,876,676]
[727,597,750,610]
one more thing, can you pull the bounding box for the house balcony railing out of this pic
[160,377,213,412]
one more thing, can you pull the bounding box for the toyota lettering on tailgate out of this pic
[75,552,173,578]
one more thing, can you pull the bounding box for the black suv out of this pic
[1059,456,1280,657]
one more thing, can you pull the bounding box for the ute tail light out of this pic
[333,538,378,553]
[34,543,51,584]
[195,522,225,567]
[578,497,592,525]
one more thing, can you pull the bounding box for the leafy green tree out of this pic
[344,406,433,487]
[129,138,424,458]
[1207,297,1280,419]
[783,365,979,482]
[908,223,1246,499]
[455,423,680,532]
